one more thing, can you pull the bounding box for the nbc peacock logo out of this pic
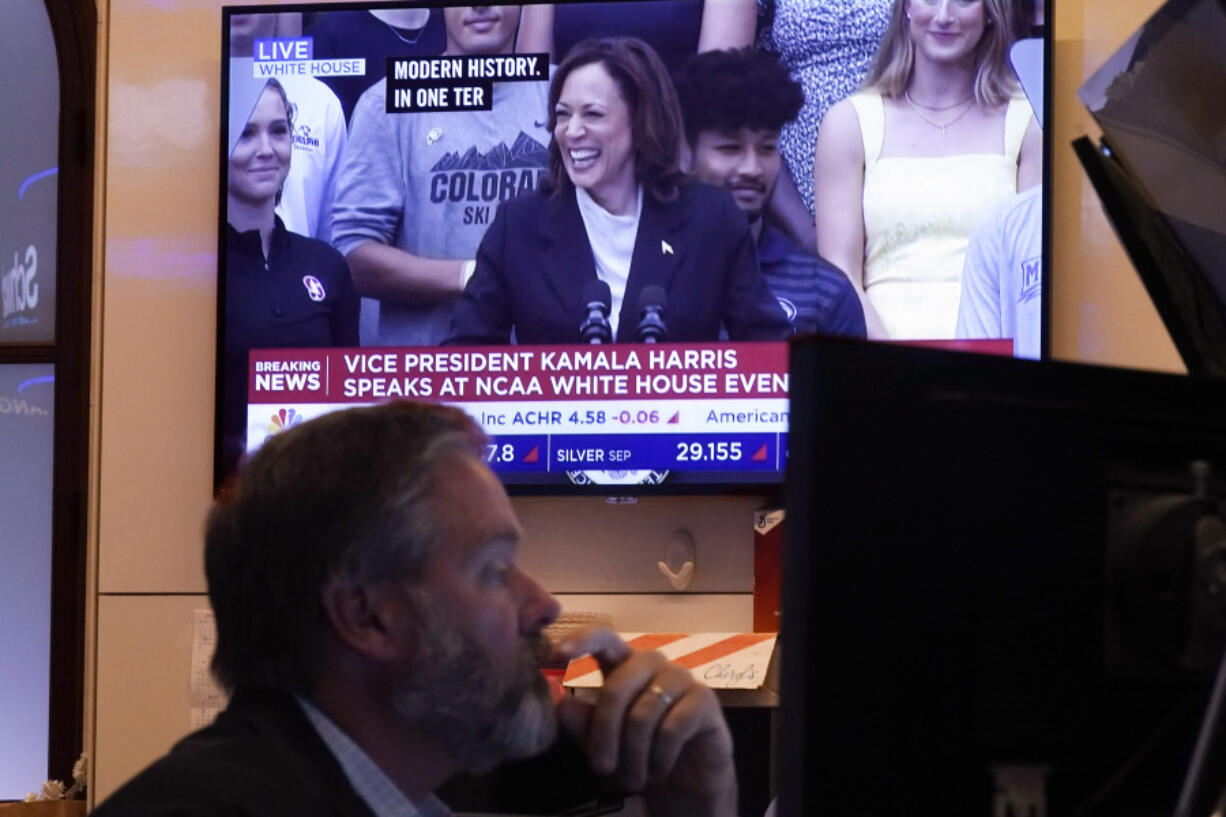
[266,408,304,438]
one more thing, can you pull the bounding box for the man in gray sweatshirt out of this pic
[332,6,551,346]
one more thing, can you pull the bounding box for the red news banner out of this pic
[248,342,788,404]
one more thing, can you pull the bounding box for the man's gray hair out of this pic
[205,401,487,694]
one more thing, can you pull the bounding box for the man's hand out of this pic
[344,242,467,304]
[553,628,737,817]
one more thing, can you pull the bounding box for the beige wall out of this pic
[86,0,1186,806]
[1050,0,1183,370]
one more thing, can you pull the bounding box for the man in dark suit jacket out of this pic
[91,402,737,817]
[446,181,792,345]
[92,689,384,817]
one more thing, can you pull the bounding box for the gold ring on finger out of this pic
[647,683,676,708]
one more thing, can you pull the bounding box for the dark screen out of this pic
[780,338,1226,816]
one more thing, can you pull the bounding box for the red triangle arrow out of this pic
[522,445,539,463]
[751,444,769,461]
[668,412,680,424]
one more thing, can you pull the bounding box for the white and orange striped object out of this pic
[562,633,778,690]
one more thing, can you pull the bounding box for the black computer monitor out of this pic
[779,338,1226,816]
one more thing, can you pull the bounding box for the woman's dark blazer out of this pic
[445,181,791,345]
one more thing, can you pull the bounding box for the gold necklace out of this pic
[904,91,974,111]
[904,92,975,136]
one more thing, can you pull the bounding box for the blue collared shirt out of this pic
[296,697,453,817]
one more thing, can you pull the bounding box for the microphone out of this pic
[579,280,613,344]
[636,285,668,344]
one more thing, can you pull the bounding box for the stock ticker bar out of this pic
[479,432,784,473]
[244,342,790,475]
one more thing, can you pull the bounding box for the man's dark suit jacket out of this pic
[90,688,376,817]
[446,182,792,345]
[89,689,613,816]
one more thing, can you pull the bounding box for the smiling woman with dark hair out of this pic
[546,37,687,209]
[446,37,790,346]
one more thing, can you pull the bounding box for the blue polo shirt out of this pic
[757,224,866,338]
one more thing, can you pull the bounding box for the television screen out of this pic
[216,0,1047,490]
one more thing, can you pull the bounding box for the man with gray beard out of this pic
[91,402,737,817]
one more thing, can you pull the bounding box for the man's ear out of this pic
[320,576,417,663]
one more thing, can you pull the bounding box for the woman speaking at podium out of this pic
[445,37,789,346]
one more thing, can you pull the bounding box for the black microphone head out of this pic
[580,279,613,343]
[638,285,668,315]
[636,285,668,343]
[583,279,613,310]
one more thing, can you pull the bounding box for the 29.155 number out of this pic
[675,441,742,462]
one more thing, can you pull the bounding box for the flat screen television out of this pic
[780,337,1226,816]
[216,0,1050,492]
